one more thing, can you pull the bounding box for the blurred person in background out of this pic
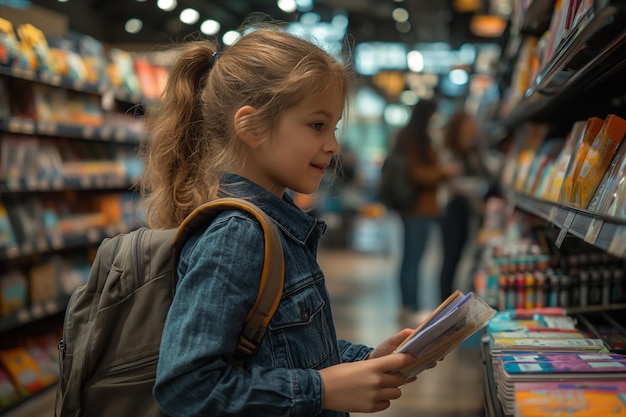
[394,100,459,325]
[438,110,492,302]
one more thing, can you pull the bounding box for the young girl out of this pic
[141,27,418,416]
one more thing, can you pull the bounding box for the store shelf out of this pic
[514,193,626,257]
[481,335,505,417]
[0,296,70,334]
[0,176,137,193]
[0,118,143,144]
[0,65,144,105]
[503,3,626,128]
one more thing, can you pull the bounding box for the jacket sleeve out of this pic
[154,215,323,417]
[338,340,374,362]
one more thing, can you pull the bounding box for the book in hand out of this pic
[394,290,496,378]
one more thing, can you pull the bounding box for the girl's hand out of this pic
[369,328,414,359]
[319,353,416,413]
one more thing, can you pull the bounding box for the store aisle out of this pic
[5,218,484,417]
[320,248,484,417]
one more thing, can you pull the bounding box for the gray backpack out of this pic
[55,198,284,417]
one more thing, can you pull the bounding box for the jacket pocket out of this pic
[267,283,333,369]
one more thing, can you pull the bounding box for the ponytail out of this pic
[141,41,219,228]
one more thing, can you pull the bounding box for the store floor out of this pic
[7,216,485,417]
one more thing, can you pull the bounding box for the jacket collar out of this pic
[220,173,326,246]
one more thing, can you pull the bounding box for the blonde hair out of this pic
[140,26,351,228]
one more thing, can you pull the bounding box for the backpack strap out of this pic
[171,197,285,366]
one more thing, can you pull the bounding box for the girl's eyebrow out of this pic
[310,110,342,121]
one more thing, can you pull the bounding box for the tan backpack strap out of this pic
[172,198,285,365]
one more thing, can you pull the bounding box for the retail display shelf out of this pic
[0,296,70,334]
[503,3,626,128]
[0,118,144,144]
[481,336,505,417]
[514,193,626,258]
[0,223,129,262]
[0,65,144,105]
[0,176,137,193]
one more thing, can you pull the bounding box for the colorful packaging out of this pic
[574,114,626,208]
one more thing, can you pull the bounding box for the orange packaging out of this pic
[547,120,586,201]
[515,386,626,416]
[559,117,604,206]
[574,114,626,208]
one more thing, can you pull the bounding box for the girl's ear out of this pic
[234,105,260,147]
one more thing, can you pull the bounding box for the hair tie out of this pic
[209,51,221,69]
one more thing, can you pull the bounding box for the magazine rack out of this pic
[483,1,626,416]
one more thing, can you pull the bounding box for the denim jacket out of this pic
[154,174,373,417]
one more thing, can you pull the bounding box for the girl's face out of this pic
[240,89,344,197]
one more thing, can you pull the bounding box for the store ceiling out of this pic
[27,0,498,49]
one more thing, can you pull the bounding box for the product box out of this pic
[0,269,27,317]
[0,347,46,397]
[573,114,626,208]
[547,120,586,201]
[559,116,604,206]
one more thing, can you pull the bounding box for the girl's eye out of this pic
[311,122,324,131]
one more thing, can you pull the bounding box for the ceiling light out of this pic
[157,0,177,12]
[407,50,424,72]
[57,0,69,2]
[396,21,411,33]
[470,15,507,38]
[125,18,143,34]
[222,30,241,46]
[200,19,221,35]
[277,0,297,13]
[392,8,409,23]
[448,69,469,85]
[180,8,200,25]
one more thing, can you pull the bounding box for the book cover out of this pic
[501,352,626,363]
[490,337,608,352]
[547,120,586,202]
[0,347,46,397]
[515,381,626,417]
[394,290,496,377]
[588,139,626,214]
[490,330,585,340]
[0,201,17,249]
[559,117,604,206]
[503,359,626,375]
[574,114,626,208]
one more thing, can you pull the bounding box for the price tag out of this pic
[555,226,569,248]
[21,120,35,134]
[44,299,58,314]
[563,211,576,229]
[548,206,559,222]
[16,309,30,323]
[31,303,44,319]
[26,177,38,189]
[608,226,626,258]
[584,218,603,245]
[83,126,95,139]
